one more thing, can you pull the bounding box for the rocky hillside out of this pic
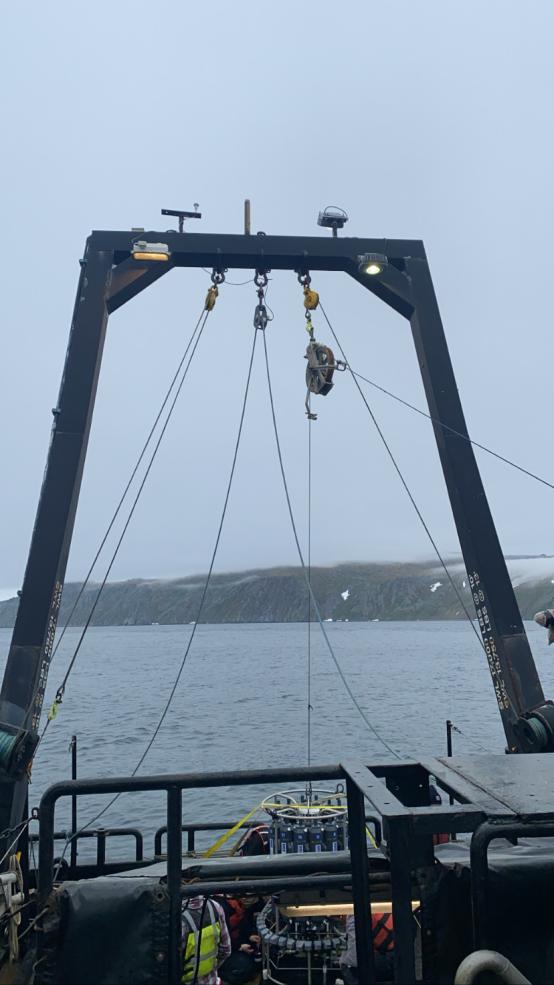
[1,557,553,627]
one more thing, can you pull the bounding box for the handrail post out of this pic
[167,786,182,985]
[446,720,453,759]
[388,816,417,983]
[96,829,106,873]
[70,735,78,870]
[38,788,57,904]
[346,778,376,984]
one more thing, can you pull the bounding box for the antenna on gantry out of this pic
[161,205,202,233]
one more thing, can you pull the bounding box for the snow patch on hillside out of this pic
[432,557,554,587]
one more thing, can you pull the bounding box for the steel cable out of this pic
[319,302,485,653]
[39,309,212,747]
[0,819,32,870]
[351,370,554,493]
[49,305,210,667]
[262,330,401,760]
[307,398,312,769]
[51,327,259,874]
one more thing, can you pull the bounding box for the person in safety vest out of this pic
[182,895,231,985]
[338,911,395,984]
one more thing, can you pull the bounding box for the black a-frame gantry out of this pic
[1,227,552,841]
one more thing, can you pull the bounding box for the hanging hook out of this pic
[305,389,317,420]
[253,273,269,330]
[211,269,226,285]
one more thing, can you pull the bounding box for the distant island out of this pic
[1,557,553,627]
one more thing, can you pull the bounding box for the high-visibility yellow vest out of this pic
[182,900,221,983]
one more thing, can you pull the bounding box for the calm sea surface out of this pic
[1,621,552,859]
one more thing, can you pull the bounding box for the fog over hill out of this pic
[1,557,554,627]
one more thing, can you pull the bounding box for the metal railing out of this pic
[38,765,354,985]
[154,820,253,856]
[37,758,477,985]
[455,950,531,985]
[31,826,143,871]
[470,819,554,950]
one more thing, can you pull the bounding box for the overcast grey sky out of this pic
[2,1,554,594]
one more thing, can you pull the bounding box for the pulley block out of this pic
[305,341,336,397]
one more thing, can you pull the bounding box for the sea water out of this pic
[1,621,552,858]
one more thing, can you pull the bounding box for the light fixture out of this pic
[358,252,388,276]
[132,241,171,262]
[279,901,420,918]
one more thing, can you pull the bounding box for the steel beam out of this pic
[0,248,113,840]
[107,256,171,313]
[90,230,427,268]
[0,250,113,730]
[419,757,510,815]
[346,777,377,983]
[404,257,544,750]
[388,816,417,984]
[181,873,355,897]
[349,262,415,318]
[341,761,413,817]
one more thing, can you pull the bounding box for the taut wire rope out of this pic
[319,302,485,653]
[39,308,212,746]
[49,305,211,667]
[51,326,260,875]
[350,370,554,494]
[261,329,401,760]
[307,397,313,771]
